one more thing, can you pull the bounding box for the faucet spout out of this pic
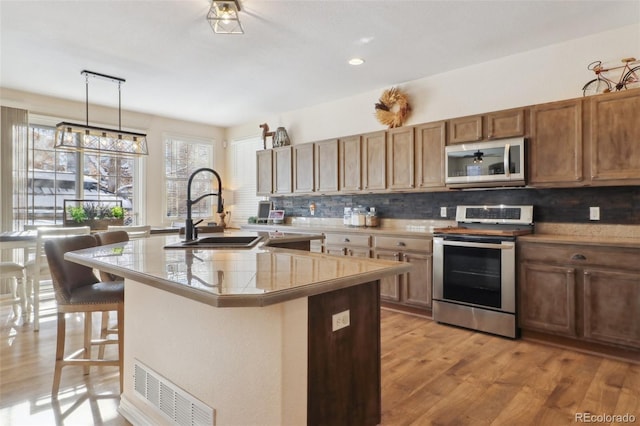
[185,167,224,242]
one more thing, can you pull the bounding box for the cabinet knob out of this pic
[397,241,406,247]
[571,254,586,261]
[344,238,350,243]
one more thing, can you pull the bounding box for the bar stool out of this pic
[94,230,129,359]
[44,234,124,396]
[106,225,151,239]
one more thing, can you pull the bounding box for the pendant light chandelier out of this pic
[54,70,148,156]
[207,0,244,34]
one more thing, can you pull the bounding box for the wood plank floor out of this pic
[1,298,638,425]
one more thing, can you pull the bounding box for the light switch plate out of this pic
[440,207,447,218]
[332,310,350,332]
[589,206,600,221]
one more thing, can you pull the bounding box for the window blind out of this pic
[228,137,264,227]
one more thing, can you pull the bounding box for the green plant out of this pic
[110,206,125,219]
[248,216,257,223]
[68,205,88,223]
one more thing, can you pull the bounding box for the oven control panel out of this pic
[455,205,533,225]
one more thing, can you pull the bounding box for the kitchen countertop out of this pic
[64,231,410,308]
[242,220,640,248]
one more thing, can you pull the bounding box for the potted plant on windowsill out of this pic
[64,200,125,230]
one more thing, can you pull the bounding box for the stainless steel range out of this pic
[432,205,534,338]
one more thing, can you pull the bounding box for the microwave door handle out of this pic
[504,143,511,177]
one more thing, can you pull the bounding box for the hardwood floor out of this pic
[1,297,638,425]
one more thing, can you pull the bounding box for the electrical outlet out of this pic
[440,207,447,218]
[332,310,350,332]
[589,206,600,221]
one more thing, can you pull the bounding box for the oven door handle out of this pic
[440,240,513,250]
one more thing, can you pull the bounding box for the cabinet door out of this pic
[273,146,292,194]
[486,108,526,139]
[402,252,432,309]
[362,131,387,191]
[589,90,640,184]
[339,135,362,192]
[529,99,584,186]
[519,262,577,337]
[415,121,446,189]
[293,143,315,193]
[315,139,339,193]
[448,115,482,144]
[583,268,640,349]
[256,149,273,195]
[386,127,414,190]
[374,250,401,302]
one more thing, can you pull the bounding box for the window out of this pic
[24,121,140,226]
[164,135,214,220]
[228,137,263,226]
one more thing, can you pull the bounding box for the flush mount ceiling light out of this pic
[348,58,365,66]
[54,70,148,156]
[207,0,244,34]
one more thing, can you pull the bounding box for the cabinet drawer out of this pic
[519,243,640,271]
[374,236,431,252]
[324,233,371,247]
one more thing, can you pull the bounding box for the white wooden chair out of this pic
[106,224,151,239]
[25,226,91,331]
[0,261,27,317]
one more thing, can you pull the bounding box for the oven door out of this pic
[433,235,515,313]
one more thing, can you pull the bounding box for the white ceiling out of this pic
[1,1,638,128]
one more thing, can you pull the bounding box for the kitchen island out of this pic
[65,232,410,426]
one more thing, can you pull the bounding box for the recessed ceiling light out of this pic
[348,58,365,66]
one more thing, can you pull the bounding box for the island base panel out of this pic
[308,280,381,426]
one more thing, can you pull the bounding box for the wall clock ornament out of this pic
[374,87,411,128]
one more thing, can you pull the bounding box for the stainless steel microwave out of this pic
[445,137,526,188]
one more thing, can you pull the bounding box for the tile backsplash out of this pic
[271,186,639,224]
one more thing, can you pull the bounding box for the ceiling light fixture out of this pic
[54,70,148,156]
[348,58,365,66]
[207,0,244,34]
[473,150,484,164]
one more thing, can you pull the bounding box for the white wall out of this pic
[0,89,226,226]
[226,24,640,145]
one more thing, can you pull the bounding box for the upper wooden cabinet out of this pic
[273,146,292,195]
[386,126,415,190]
[362,130,387,191]
[448,108,526,144]
[529,89,640,187]
[314,139,339,193]
[589,89,640,185]
[339,135,362,192]
[529,98,584,186]
[415,121,446,190]
[293,143,315,193]
[448,115,482,144]
[256,149,273,196]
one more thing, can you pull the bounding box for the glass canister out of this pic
[366,207,379,227]
[351,206,366,227]
[343,207,352,226]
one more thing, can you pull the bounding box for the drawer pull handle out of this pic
[397,242,406,247]
[571,254,586,261]
[344,238,350,243]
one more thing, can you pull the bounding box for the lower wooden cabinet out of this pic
[373,235,432,313]
[518,241,640,350]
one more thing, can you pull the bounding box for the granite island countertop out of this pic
[64,231,410,308]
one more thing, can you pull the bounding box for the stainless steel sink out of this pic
[164,235,263,249]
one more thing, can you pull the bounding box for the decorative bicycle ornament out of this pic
[582,57,640,96]
[375,87,411,128]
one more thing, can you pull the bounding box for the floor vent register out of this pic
[133,360,214,426]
